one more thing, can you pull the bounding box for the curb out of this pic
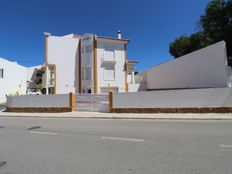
[1,112,232,120]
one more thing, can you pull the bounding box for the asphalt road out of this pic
[0,117,232,174]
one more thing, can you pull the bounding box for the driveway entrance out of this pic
[75,94,109,112]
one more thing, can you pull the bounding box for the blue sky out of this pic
[0,0,211,72]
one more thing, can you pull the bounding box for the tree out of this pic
[169,32,206,58]
[189,32,207,51]
[169,0,232,62]
[200,0,232,57]
[169,35,191,58]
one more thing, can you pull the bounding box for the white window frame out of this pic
[103,67,115,81]
[103,47,115,61]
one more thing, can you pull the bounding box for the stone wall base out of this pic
[6,107,71,113]
[111,107,232,113]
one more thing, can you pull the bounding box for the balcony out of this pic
[101,58,116,65]
[101,51,116,66]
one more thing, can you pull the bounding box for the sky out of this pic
[0,0,211,72]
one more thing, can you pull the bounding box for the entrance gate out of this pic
[0,103,6,112]
[75,94,109,112]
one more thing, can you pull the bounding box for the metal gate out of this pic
[75,94,109,112]
[0,103,6,112]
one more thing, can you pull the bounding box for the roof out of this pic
[96,36,130,44]
[73,34,82,38]
[0,57,27,68]
[0,57,17,64]
[47,32,130,43]
[127,60,139,64]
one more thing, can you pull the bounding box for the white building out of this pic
[45,33,78,94]
[43,33,231,94]
[0,57,27,103]
[44,31,134,94]
[136,41,231,91]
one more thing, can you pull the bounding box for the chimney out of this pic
[44,32,51,37]
[117,30,122,39]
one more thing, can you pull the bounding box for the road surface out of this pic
[0,117,232,174]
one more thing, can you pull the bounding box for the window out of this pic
[82,47,85,53]
[0,69,4,78]
[82,67,91,80]
[104,67,115,81]
[104,47,115,61]
[82,45,92,53]
[104,49,115,60]
[86,67,91,80]
[86,45,92,52]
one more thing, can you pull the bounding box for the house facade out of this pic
[41,31,135,95]
[0,57,27,103]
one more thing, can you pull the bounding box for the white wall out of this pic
[47,34,79,94]
[97,41,126,93]
[128,83,147,92]
[0,58,27,103]
[128,73,147,92]
[113,87,232,108]
[7,94,69,108]
[128,84,140,92]
[145,41,229,90]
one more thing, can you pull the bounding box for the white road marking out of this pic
[101,136,144,142]
[220,144,232,148]
[29,131,58,135]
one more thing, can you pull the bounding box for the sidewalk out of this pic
[1,111,232,120]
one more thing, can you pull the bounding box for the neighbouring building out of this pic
[0,57,27,103]
[41,31,138,94]
[27,65,43,90]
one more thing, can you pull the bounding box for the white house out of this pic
[0,57,27,103]
[44,33,79,94]
[41,33,231,94]
[136,41,231,91]
[43,31,133,94]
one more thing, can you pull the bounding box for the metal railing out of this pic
[134,74,146,84]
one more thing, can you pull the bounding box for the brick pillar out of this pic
[109,91,113,112]
[69,92,75,112]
